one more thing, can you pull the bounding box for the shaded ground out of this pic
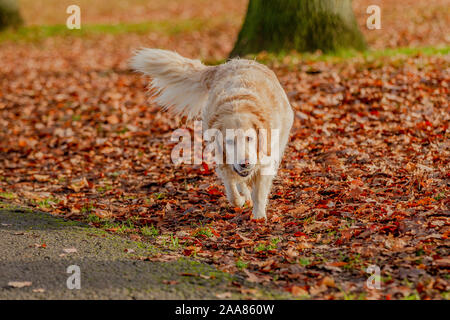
[0,203,287,299]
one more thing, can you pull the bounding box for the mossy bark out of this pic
[230,0,366,57]
[0,0,23,30]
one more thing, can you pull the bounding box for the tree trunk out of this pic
[0,0,23,30]
[230,0,366,57]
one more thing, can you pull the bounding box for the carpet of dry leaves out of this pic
[0,0,449,300]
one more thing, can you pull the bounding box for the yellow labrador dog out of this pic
[131,49,293,219]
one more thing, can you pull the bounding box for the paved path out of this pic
[0,203,280,300]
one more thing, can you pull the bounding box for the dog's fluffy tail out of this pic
[130,48,213,119]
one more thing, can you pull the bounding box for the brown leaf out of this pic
[289,285,309,297]
[215,292,232,299]
[243,269,263,283]
[321,276,336,288]
[8,281,32,288]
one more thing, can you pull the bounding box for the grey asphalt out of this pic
[0,203,273,300]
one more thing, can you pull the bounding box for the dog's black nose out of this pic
[239,159,250,169]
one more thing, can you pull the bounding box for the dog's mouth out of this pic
[233,166,251,177]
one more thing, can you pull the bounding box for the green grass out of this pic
[341,253,361,270]
[113,219,137,233]
[86,213,102,223]
[202,45,450,66]
[152,192,166,200]
[242,46,450,65]
[141,225,159,237]
[86,215,138,234]
[254,243,268,252]
[254,238,280,253]
[169,234,181,249]
[434,191,446,201]
[163,233,182,250]
[342,291,367,300]
[81,202,95,214]
[159,233,183,250]
[96,184,112,193]
[270,237,281,247]
[402,292,421,300]
[0,192,16,199]
[236,259,248,270]
[298,257,311,266]
[193,226,214,238]
[0,18,212,43]
[31,197,60,209]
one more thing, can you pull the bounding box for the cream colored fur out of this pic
[131,48,294,219]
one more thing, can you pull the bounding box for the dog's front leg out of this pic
[224,180,245,207]
[251,174,274,220]
[217,167,245,207]
[237,182,252,206]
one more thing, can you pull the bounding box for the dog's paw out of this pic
[231,195,245,208]
[251,208,267,220]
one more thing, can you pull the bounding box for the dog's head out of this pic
[214,112,270,178]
